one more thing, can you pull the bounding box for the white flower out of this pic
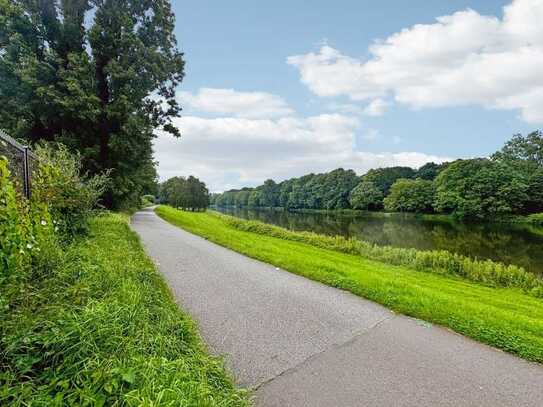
[55,226,59,232]
[26,243,33,249]
[41,220,47,226]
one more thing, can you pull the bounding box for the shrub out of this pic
[33,143,109,239]
[217,213,543,296]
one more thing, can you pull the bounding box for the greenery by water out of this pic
[214,207,543,276]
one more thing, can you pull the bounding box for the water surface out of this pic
[214,207,543,276]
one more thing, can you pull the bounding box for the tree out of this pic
[434,159,528,219]
[260,179,278,207]
[492,131,543,169]
[384,179,435,213]
[363,166,417,196]
[349,181,384,210]
[492,131,543,213]
[159,176,209,211]
[248,190,262,208]
[416,162,449,181]
[0,0,185,209]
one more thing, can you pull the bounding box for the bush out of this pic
[33,144,109,239]
[218,213,543,296]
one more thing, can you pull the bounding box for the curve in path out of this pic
[131,208,543,407]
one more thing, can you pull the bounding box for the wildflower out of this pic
[26,243,33,249]
[41,220,47,226]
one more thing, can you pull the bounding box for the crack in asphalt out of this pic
[252,314,395,392]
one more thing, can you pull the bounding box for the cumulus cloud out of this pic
[154,114,449,192]
[287,0,543,123]
[178,88,294,118]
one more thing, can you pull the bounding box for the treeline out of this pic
[159,176,210,211]
[211,131,543,219]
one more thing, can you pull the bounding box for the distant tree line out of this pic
[159,176,210,211]
[211,131,543,219]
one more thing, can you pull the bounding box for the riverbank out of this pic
[211,205,543,225]
[0,213,248,405]
[156,205,543,363]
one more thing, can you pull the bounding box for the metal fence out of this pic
[0,129,37,199]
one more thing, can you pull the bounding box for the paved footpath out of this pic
[131,208,543,407]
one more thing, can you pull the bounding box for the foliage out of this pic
[493,131,543,213]
[349,180,384,210]
[216,168,359,210]
[526,213,543,226]
[434,159,529,219]
[0,214,248,406]
[416,162,449,180]
[159,176,209,210]
[0,157,31,280]
[33,143,109,238]
[141,194,155,208]
[362,166,416,195]
[156,206,543,363]
[492,130,543,169]
[384,179,434,213]
[0,0,185,210]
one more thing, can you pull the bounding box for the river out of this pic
[213,206,543,276]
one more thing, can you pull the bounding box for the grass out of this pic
[0,213,249,406]
[156,205,543,364]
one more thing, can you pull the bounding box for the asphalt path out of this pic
[131,208,543,406]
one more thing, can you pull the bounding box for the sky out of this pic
[154,0,543,192]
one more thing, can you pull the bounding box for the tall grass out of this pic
[217,213,543,297]
[0,214,249,406]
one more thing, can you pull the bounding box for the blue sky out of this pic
[154,0,542,191]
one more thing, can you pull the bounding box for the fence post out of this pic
[22,146,31,199]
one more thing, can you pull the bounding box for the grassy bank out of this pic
[0,213,248,406]
[156,205,543,363]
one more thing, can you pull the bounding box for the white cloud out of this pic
[287,0,543,123]
[155,114,449,192]
[178,88,294,119]
[363,99,388,116]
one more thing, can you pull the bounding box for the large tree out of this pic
[434,159,528,219]
[0,0,184,209]
[492,131,543,213]
[384,179,435,213]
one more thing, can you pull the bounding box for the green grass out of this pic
[0,213,249,406]
[156,205,543,364]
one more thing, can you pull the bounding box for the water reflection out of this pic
[214,207,543,276]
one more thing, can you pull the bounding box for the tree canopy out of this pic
[0,0,184,209]
[159,176,209,210]
[384,179,434,213]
